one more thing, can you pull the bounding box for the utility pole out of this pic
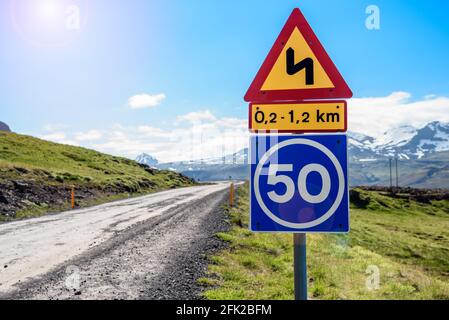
[395,157,399,188]
[233,136,237,165]
[190,131,194,163]
[389,158,393,191]
[200,133,204,164]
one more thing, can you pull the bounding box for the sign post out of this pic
[294,233,307,300]
[244,8,352,301]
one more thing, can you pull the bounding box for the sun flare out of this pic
[36,0,60,20]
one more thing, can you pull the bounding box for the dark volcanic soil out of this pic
[0,179,110,218]
[356,186,449,203]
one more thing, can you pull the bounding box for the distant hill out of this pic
[0,132,194,220]
[135,153,158,167]
[0,121,11,132]
[137,148,249,181]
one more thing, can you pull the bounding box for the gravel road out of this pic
[0,183,232,299]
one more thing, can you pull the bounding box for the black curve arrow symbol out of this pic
[286,47,314,85]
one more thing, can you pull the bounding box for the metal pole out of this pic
[389,158,393,190]
[294,233,307,300]
[395,157,399,188]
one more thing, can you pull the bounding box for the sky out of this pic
[1,0,449,162]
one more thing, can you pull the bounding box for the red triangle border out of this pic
[244,8,353,102]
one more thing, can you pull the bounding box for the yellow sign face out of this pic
[250,101,346,132]
[261,28,335,91]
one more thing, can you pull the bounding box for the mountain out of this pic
[0,121,11,132]
[397,121,449,158]
[135,149,249,181]
[348,121,449,161]
[156,149,248,168]
[347,131,378,161]
[135,153,158,167]
[343,122,449,188]
[135,121,449,188]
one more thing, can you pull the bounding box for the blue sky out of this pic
[1,0,449,161]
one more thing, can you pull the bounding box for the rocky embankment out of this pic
[352,186,449,203]
[0,121,11,132]
[0,165,192,220]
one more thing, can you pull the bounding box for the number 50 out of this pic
[267,163,331,204]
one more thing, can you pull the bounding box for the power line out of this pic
[222,144,225,165]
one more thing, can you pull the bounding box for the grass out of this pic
[200,184,449,300]
[0,132,195,219]
[0,132,191,189]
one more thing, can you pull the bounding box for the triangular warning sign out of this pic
[244,8,352,102]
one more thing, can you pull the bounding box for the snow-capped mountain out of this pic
[200,148,248,165]
[134,121,449,187]
[397,121,449,159]
[373,125,417,149]
[136,149,248,172]
[349,121,449,160]
[154,149,248,172]
[137,121,449,168]
[347,131,377,160]
[135,153,158,167]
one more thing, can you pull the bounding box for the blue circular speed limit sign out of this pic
[250,134,349,233]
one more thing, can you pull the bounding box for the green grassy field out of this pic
[0,132,194,220]
[200,184,449,300]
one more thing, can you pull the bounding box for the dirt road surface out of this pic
[0,183,232,299]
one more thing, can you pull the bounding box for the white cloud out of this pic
[39,132,79,146]
[135,125,170,138]
[424,94,437,100]
[37,110,248,163]
[36,92,449,162]
[40,132,66,141]
[348,92,449,137]
[176,110,216,123]
[74,130,102,141]
[127,93,166,109]
[43,124,68,132]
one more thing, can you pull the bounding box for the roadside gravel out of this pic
[1,187,231,300]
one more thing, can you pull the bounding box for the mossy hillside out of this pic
[0,132,195,219]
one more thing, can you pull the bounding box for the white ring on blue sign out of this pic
[254,138,345,229]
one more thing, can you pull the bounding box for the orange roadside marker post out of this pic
[71,185,75,209]
[229,183,234,207]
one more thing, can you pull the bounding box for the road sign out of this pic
[250,134,349,232]
[244,8,352,102]
[249,101,347,133]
